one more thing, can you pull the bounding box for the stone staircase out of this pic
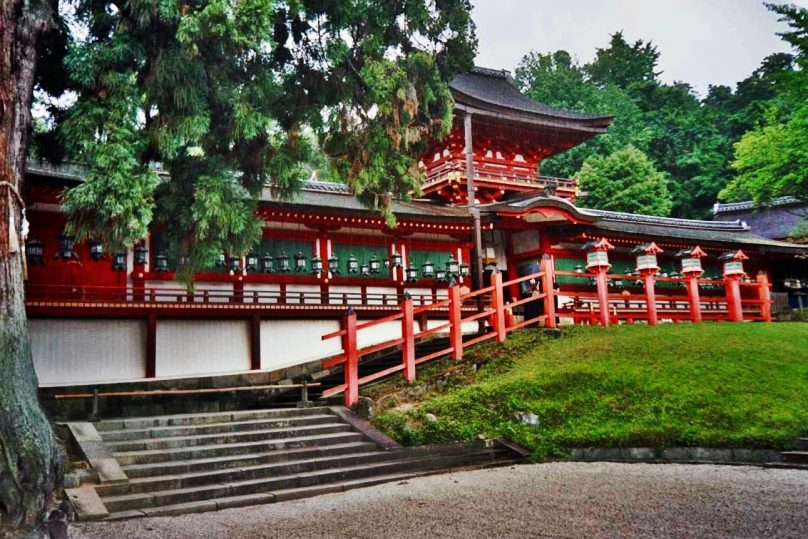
[67,406,520,520]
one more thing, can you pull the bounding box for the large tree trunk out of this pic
[0,0,62,537]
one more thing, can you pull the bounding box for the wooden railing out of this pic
[320,256,773,407]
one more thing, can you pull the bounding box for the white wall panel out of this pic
[31,319,146,386]
[285,284,321,305]
[156,320,250,377]
[328,286,363,305]
[260,319,342,370]
[243,283,280,304]
[366,286,398,306]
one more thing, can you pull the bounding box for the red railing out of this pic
[320,256,773,406]
[425,159,578,192]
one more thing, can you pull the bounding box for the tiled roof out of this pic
[713,196,800,214]
[450,67,613,127]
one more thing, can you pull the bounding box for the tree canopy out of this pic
[46,0,476,280]
[578,145,672,216]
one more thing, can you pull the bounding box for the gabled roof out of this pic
[449,67,614,130]
[713,196,802,214]
[483,194,806,253]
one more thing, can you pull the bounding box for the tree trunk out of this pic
[0,0,62,537]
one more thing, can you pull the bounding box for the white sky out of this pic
[472,0,808,96]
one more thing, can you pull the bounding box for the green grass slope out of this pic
[371,323,808,459]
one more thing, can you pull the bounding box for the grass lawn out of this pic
[370,323,808,459]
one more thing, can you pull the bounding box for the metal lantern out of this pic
[422,259,435,278]
[277,251,290,272]
[582,238,614,271]
[215,253,226,267]
[459,262,470,278]
[574,263,584,274]
[360,262,370,276]
[294,251,308,273]
[347,253,359,274]
[89,238,104,260]
[261,253,274,273]
[446,255,459,276]
[228,256,240,273]
[112,252,126,271]
[328,253,340,274]
[369,254,382,274]
[56,234,78,260]
[405,264,418,282]
[134,245,148,265]
[311,255,323,274]
[390,251,403,269]
[25,237,44,265]
[435,268,447,282]
[154,252,170,272]
[245,253,259,273]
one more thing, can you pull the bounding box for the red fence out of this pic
[321,256,773,406]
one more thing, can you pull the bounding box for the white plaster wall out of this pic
[31,319,146,386]
[286,284,322,305]
[243,283,281,304]
[328,286,363,305]
[356,320,402,348]
[156,320,250,377]
[260,319,342,370]
[366,286,398,306]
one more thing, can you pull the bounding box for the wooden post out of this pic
[724,276,743,322]
[401,294,416,381]
[641,270,658,326]
[250,313,261,370]
[145,312,157,378]
[540,254,557,329]
[449,284,463,360]
[757,272,772,322]
[595,268,611,327]
[341,309,359,407]
[686,275,702,323]
[490,271,506,343]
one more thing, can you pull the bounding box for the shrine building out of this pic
[22,67,806,405]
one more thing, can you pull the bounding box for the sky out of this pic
[472,0,808,96]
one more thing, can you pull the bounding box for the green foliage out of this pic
[371,324,808,459]
[577,145,672,216]
[53,0,476,278]
[584,31,660,91]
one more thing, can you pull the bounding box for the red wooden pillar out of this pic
[490,271,506,343]
[724,276,743,322]
[594,268,611,327]
[449,284,463,360]
[341,309,359,407]
[720,250,749,322]
[540,254,557,329]
[686,276,702,323]
[757,272,772,322]
[400,294,416,381]
[640,270,658,326]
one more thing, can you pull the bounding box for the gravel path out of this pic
[72,462,808,539]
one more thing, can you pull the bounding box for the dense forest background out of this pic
[513,3,808,219]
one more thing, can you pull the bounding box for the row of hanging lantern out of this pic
[26,234,128,270]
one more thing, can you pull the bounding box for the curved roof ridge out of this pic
[581,207,749,231]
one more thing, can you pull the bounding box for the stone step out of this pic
[102,452,495,513]
[121,441,380,479]
[781,450,808,464]
[104,423,353,452]
[97,451,397,497]
[94,406,329,432]
[99,414,337,442]
[113,431,367,466]
[105,470,427,519]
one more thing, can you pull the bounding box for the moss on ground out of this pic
[369,323,808,459]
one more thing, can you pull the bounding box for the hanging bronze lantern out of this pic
[405,264,419,282]
[445,255,459,276]
[134,244,148,265]
[369,254,382,274]
[422,259,435,278]
[347,253,359,274]
[56,234,78,260]
[277,251,290,272]
[228,256,240,273]
[328,253,340,274]
[261,253,274,273]
[459,262,470,278]
[390,251,402,269]
[154,252,170,272]
[294,251,308,273]
[245,253,259,273]
[89,238,104,260]
[25,237,44,265]
[112,252,126,271]
[311,254,323,274]
[360,262,370,276]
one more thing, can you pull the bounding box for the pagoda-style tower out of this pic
[422,67,613,204]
